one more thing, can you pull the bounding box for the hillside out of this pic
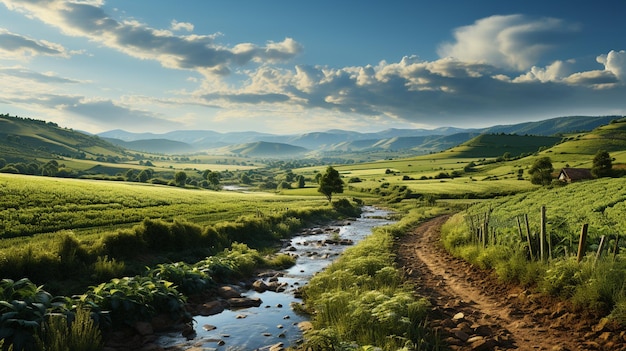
[447,134,563,158]
[0,114,128,163]
[96,115,621,154]
[481,115,618,135]
[548,117,626,155]
[103,137,195,154]
[210,141,309,157]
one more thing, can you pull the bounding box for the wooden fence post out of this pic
[516,216,524,242]
[577,223,589,263]
[483,212,489,248]
[540,206,546,261]
[524,214,533,260]
[595,235,607,266]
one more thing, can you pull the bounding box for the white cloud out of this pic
[0,66,81,83]
[171,20,194,32]
[0,28,68,59]
[203,49,626,127]
[437,14,579,71]
[597,50,626,81]
[0,0,302,76]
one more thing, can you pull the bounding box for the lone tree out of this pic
[591,150,612,178]
[318,166,344,203]
[528,156,553,185]
[174,171,187,187]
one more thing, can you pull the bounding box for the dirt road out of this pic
[395,215,626,351]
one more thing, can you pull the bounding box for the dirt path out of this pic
[395,215,626,351]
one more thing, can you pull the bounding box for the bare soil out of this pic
[395,215,626,351]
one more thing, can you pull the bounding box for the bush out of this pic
[332,198,361,218]
[540,257,582,297]
[102,229,146,258]
[80,276,187,327]
[92,256,126,282]
[146,262,214,296]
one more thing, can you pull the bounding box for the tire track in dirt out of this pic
[396,215,625,351]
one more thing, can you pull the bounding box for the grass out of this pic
[440,177,626,323]
[0,172,354,295]
[0,173,327,240]
[301,205,448,351]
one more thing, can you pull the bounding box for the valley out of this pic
[1,114,626,350]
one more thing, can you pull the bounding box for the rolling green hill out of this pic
[445,134,563,158]
[549,117,626,155]
[103,137,194,154]
[0,114,128,163]
[211,141,309,157]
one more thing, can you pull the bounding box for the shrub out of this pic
[80,276,187,327]
[539,257,582,297]
[57,232,91,272]
[102,229,146,259]
[92,255,126,282]
[332,198,361,218]
[146,262,214,296]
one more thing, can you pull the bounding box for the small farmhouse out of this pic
[558,168,593,183]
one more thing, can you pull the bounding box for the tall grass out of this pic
[440,189,626,324]
[43,308,103,351]
[301,206,447,351]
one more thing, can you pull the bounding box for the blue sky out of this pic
[1,0,625,134]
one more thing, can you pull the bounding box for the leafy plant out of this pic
[0,278,70,351]
[79,276,186,327]
[146,262,214,296]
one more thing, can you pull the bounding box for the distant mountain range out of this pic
[98,115,620,156]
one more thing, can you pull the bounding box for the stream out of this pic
[156,206,395,351]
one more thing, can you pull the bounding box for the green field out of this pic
[0,173,328,241]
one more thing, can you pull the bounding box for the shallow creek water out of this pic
[156,206,395,351]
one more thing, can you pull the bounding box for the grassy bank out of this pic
[299,206,447,351]
[440,177,626,322]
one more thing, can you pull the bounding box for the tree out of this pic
[202,169,212,180]
[528,157,553,185]
[240,173,252,185]
[297,175,306,188]
[41,160,59,177]
[318,166,344,203]
[591,150,612,178]
[138,169,151,183]
[207,171,221,188]
[174,171,187,187]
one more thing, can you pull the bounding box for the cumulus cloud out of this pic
[171,20,194,32]
[437,15,579,71]
[597,50,626,81]
[0,28,68,59]
[196,48,626,127]
[0,0,302,76]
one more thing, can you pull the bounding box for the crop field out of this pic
[0,173,328,244]
[465,177,626,238]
